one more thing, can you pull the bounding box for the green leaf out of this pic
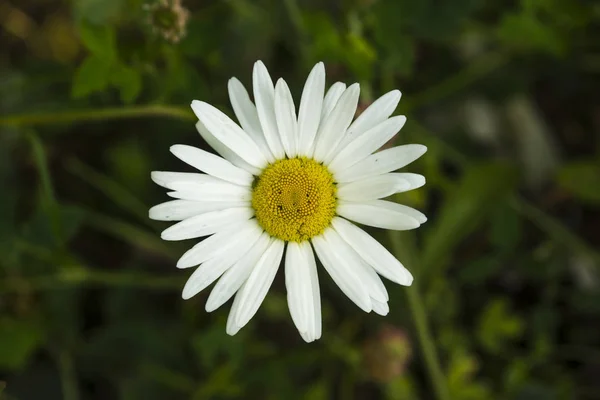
[557,160,600,205]
[489,203,522,253]
[497,12,565,56]
[477,299,524,354]
[78,21,117,61]
[71,55,112,98]
[0,318,44,370]
[110,64,142,104]
[74,0,123,25]
[421,162,518,276]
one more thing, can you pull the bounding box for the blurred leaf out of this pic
[477,299,524,354]
[447,351,493,400]
[422,162,518,275]
[72,55,112,98]
[557,160,600,204]
[110,64,142,104]
[74,0,123,24]
[344,33,377,81]
[21,205,85,249]
[77,21,117,61]
[303,381,329,400]
[490,203,522,253]
[457,257,502,285]
[0,318,44,370]
[497,12,565,56]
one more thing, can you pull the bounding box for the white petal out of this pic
[196,120,262,175]
[160,207,253,241]
[176,219,261,269]
[226,292,243,336]
[331,217,413,285]
[371,299,389,316]
[395,173,426,191]
[151,171,218,189]
[170,145,254,186]
[328,116,406,171]
[336,90,402,152]
[336,201,422,231]
[233,239,285,328]
[371,200,427,223]
[181,229,260,300]
[321,82,346,122]
[312,231,372,312]
[323,228,388,303]
[297,62,325,156]
[312,83,360,162]
[333,144,427,183]
[274,79,298,158]
[285,241,321,342]
[191,101,267,169]
[206,233,272,312]
[228,77,275,162]
[166,180,252,202]
[252,61,285,159]
[337,173,411,202]
[149,200,248,221]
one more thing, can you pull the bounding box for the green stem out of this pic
[0,105,194,127]
[57,351,79,400]
[405,51,509,112]
[405,286,450,400]
[388,231,450,400]
[0,268,184,293]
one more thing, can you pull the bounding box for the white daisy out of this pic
[150,61,427,342]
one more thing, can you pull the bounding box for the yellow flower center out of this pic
[251,157,337,242]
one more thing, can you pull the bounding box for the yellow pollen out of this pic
[252,157,337,242]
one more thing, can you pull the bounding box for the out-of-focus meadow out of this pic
[1,0,599,399]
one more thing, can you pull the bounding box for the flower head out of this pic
[144,0,189,43]
[150,61,427,342]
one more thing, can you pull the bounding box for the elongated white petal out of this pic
[233,239,285,328]
[323,229,388,303]
[337,202,421,231]
[285,241,321,342]
[303,241,322,341]
[149,200,248,221]
[337,174,411,202]
[166,181,251,202]
[328,116,406,170]
[312,231,372,312]
[297,62,325,156]
[371,299,389,316]
[252,61,285,159]
[151,171,219,189]
[331,217,413,285]
[313,83,360,162]
[177,219,261,269]
[337,90,401,151]
[274,79,298,158]
[334,144,427,183]
[191,101,267,169]
[371,200,427,223]
[196,120,262,175]
[181,229,260,300]
[395,173,426,191]
[170,145,253,186]
[226,292,243,336]
[228,77,274,162]
[206,233,272,312]
[160,207,253,241]
[321,82,346,122]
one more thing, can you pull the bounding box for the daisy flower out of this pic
[150,61,427,342]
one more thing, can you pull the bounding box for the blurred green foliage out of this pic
[1,0,599,399]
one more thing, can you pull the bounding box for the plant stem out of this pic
[388,231,450,400]
[0,105,194,127]
[405,286,450,400]
[57,351,79,400]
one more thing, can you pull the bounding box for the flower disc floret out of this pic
[252,157,337,242]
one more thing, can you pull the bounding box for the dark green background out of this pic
[1,0,599,399]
